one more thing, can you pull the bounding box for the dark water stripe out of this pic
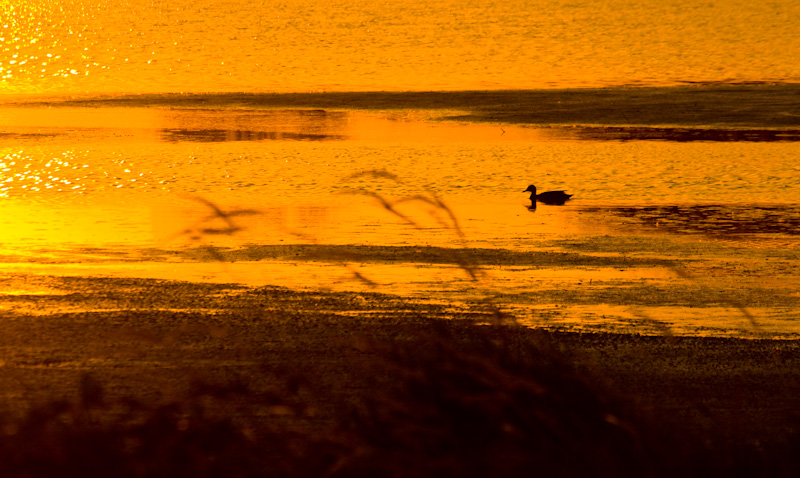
[586,205,800,236]
[541,126,800,142]
[10,84,800,129]
[159,128,345,142]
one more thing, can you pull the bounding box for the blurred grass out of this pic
[2,178,799,477]
[1,311,799,477]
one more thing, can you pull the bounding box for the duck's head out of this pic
[523,185,536,193]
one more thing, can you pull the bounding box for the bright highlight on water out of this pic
[2,0,800,94]
[0,0,799,339]
[2,3,800,474]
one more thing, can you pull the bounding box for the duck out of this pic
[524,184,573,206]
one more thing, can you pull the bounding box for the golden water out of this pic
[2,0,799,94]
[1,0,799,337]
[1,108,798,248]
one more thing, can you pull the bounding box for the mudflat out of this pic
[1,272,799,476]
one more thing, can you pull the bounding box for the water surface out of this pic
[1,0,799,337]
[1,100,799,338]
[2,0,799,94]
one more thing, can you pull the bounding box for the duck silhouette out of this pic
[524,185,573,206]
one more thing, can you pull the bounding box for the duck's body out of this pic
[524,185,572,205]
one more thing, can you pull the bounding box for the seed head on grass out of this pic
[163,195,265,262]
[339,188,422,229]
[339,171,482,282]
[395,191,465,241]
[183,195,262,237]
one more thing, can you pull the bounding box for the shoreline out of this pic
[1,275,799,474]
[3,219,799,339]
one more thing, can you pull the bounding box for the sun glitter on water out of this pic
[0,0,106,93]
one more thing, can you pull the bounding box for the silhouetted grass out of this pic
[0,400,260,477]
[2,178,798,477]
[338,171,484,283]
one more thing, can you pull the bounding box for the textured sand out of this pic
[1,273,798,451]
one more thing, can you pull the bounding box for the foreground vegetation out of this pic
[0,304,799,477]
[1,180,797,476]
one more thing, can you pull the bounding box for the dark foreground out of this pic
[1,275,799,477]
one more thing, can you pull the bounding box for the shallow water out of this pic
[1,107,799,251]
[0,103,799,338]
[2,107,799,204]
